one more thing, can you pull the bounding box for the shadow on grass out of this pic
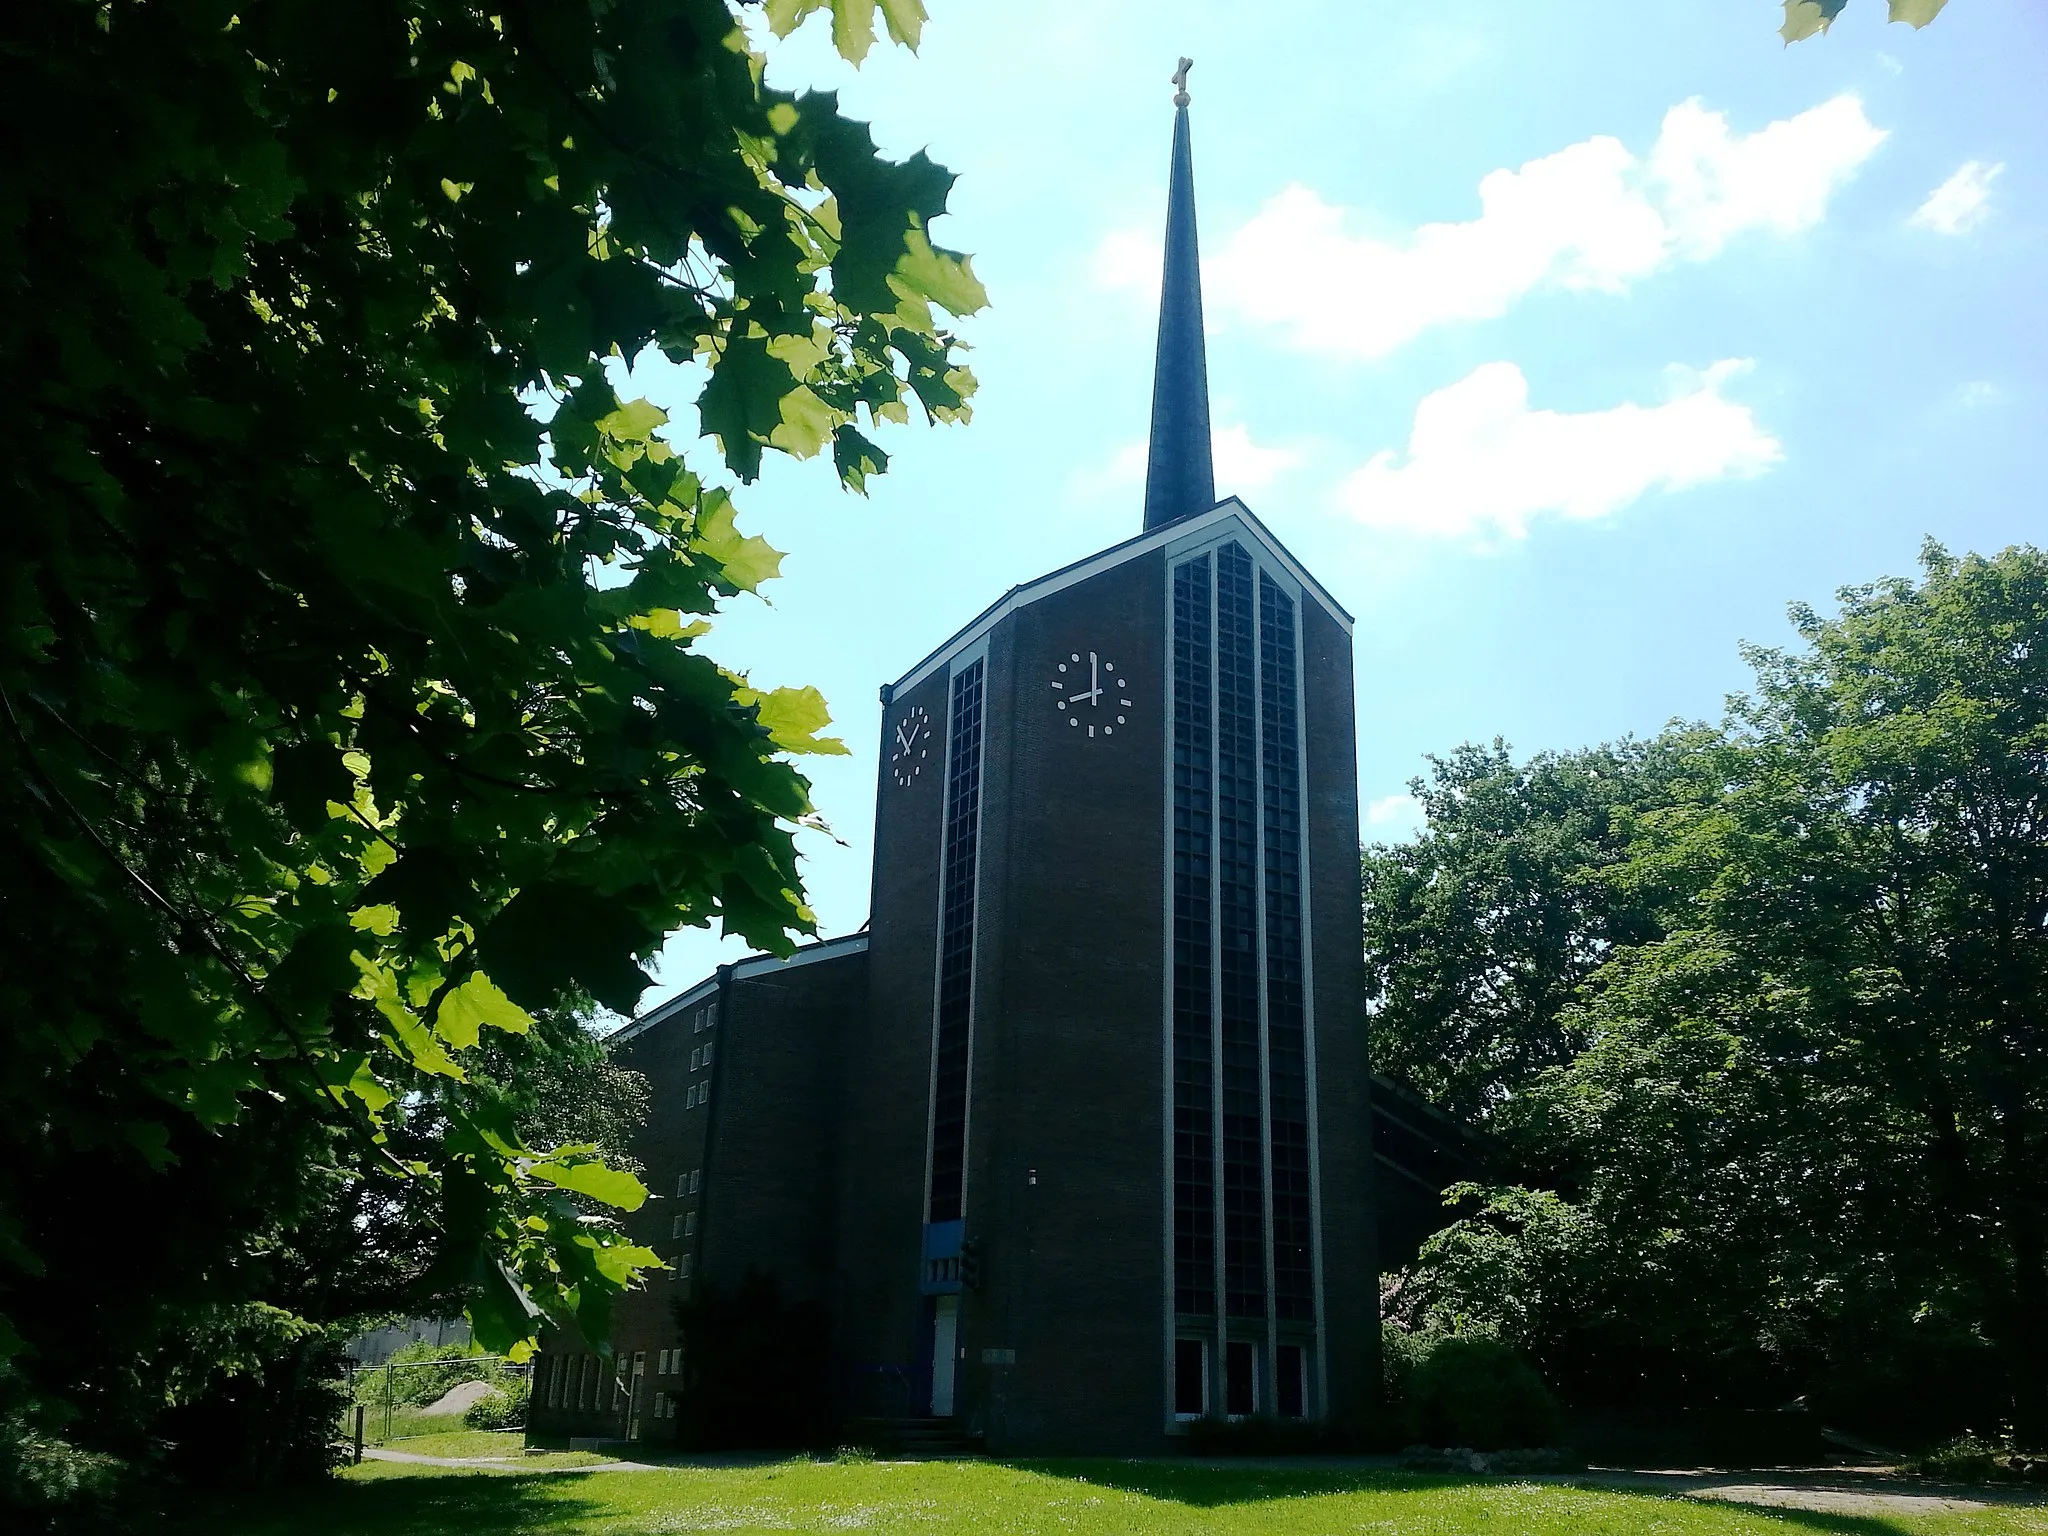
[1006,1459,1940,1536]
[177,1471,612,1536]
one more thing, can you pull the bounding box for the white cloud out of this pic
[1338,359,1782,540]
[1091,225,1160,294]
[1150,95,1887,360]
[1910,160,2003,235]
[1954,380,2003,410]
[1081,423,1301,498]
[1366,793,1425,839]
[1213,422,1303,493]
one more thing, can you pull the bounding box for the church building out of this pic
[529,67,1382,1456]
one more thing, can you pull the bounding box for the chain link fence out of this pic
[339,1354,532,1459]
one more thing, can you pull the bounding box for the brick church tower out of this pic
[530,64,1377,1455]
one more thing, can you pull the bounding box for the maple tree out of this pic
[1780,0,1950,43]
[1,0,979,1496]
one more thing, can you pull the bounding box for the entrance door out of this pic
[931,1295,959,1416]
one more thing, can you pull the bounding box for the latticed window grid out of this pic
[1215,544,1267,1321]
[1259,571,1314,1321]
[927,658,985,1225]
[1169,541,1319,1350]
[1171,555,1215,1318]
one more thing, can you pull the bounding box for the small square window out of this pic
[689,1170,701,1194]
[689,1047,701,1071]
[705,1001,718,1027]
[671,1214,686,1240]
[674,1174,687,1199]
[702,1041,714,1067]
[678,1254,693,1278]
[684,1212,697,1236]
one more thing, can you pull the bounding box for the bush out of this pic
[1909,1434,2048,1484]
[461,1383,526,1432]
[1405,1336,1560,1450]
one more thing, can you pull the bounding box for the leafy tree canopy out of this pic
[0,0,982,1485]
[1393,543,2048,1442]
[1363,737,1691,1126]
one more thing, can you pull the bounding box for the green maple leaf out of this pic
[770,384,836,460]
[597,397,668,443]
[627,609,711,641]
[877,0,928,49]
[736,684,851,756]
[1780,0,1848,41]
[528,1157,649,1212]
[833,0,877,64]
[1889,0,1948,25]
[892,226,988,319]
[695,333,798,482]
[434,971,534,1049]
[693,494,785,593]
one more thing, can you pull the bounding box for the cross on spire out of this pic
[1141,57,1217,532]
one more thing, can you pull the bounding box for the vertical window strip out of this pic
[1171,555,1215,1318]
[1259,572,1315,1321]
[927,659,985,1224]
[1215,544,1267,1322]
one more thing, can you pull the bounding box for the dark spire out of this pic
[1141,57,1217,533]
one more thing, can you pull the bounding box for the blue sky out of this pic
[623,0,2046,1010]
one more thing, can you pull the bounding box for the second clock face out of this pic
[1051,650,1132,738]
[891,703,931,786]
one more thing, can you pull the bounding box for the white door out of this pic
[931,1295,959,1416]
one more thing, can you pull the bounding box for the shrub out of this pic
[1909,1434,2048,1484]
[1406,1335,1560,1450]
[461,1388,517,1431]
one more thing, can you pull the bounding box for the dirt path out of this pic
[1565,1467,2048,1518]
[360,1446,654,1473]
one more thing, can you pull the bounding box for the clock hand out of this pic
[895,723,914,752]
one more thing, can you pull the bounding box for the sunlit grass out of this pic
[350,1429,614,1470]
[183,1457,2048,1536]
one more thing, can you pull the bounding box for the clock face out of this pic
[890,703,932,786]
[1051,650,1133,738]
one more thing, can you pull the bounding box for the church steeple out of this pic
[1141,58,1217,533]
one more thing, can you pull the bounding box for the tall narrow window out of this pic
[1168,540,1321,1417]
[1215,544,1266,1322]
[928,658,986,1224]
[1260,571,1314,1322]
[1171,556,1215,1318]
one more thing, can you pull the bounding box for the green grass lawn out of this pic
[344,1404,476,1445]
[184,1457,2048,1536]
